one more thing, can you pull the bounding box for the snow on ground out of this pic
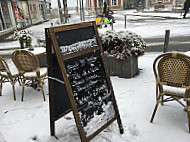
[1,52,190,142]
[1,9,190,142]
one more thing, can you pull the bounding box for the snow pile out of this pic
[100,30,146,60]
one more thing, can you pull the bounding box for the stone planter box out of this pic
[104,55,139,78]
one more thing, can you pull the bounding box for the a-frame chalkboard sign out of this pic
[45,21,124,142]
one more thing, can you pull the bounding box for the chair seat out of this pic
[1,62,19,77]
[1,70,19,77]
[162,85,186,97]
[24,67,47,77]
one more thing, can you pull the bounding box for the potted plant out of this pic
[100,30,146,78]
[13,29,33,49]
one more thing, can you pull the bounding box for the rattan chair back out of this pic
[156,53,190,88]
[12,50,40,75]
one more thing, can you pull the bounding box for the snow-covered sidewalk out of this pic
[0,9,188,50]
[1,52,190,142]
[1,9,190,141]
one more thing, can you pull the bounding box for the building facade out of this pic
[86,0,123,14]
[147,0,184,9]
[87,0,185,13]
[0,0,51,37]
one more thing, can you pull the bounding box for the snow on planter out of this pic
[100,30,146,78]
[100,30,146,60]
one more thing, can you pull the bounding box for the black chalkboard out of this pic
[64,50,115,137]
[55,26,98,55]
[46,22,123,142]
[55,26,96,46]
[53,55,71,119]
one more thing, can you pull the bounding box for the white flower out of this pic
[13,29,33,42]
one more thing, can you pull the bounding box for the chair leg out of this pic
[150,103,159,123]
[161,96,164,105]
[187,110,190,133]
[39,80,46,101]
[18,77,22,86]
[150,95,161,123]
[21,79,26,101]
[186,101,190,133]
[12,84,16,101]
[0,82,2,96]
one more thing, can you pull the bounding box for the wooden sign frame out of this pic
[45,21,124,142]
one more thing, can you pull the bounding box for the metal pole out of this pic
[94,0,98,16]
[63,0,68,23]
[99,0,102,14]
[79,0,82,21]
[111,17,113,30]
[57,0,63,24]
[124,15,127,29]
[76,0,79,13]
[81,0,85,21]
[163,30,170,53]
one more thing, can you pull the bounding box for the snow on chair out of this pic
[12,50,47,101]
[0,56,19,100]
[150,52,190,133]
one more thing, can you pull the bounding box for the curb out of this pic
[126,13,181,19]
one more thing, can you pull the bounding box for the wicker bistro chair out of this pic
[12,50,47,101]
[150,52,190,132]
[0,56,19,100]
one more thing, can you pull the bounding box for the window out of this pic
[164,0,170,2]
[28,1,41,24]
[12,1,30,28]
[45,3,51,19]
[112,0,117,6]
[151,0,157,3]
[98,0,103,7]
[39,3,45,20]
[38,1,46,20]
[0,1,13,31]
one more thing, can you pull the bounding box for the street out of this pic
[111,11,190,52]
[1,10,190,56]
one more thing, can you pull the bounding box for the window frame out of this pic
[97,0,104,8]
[111,0,118,6]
